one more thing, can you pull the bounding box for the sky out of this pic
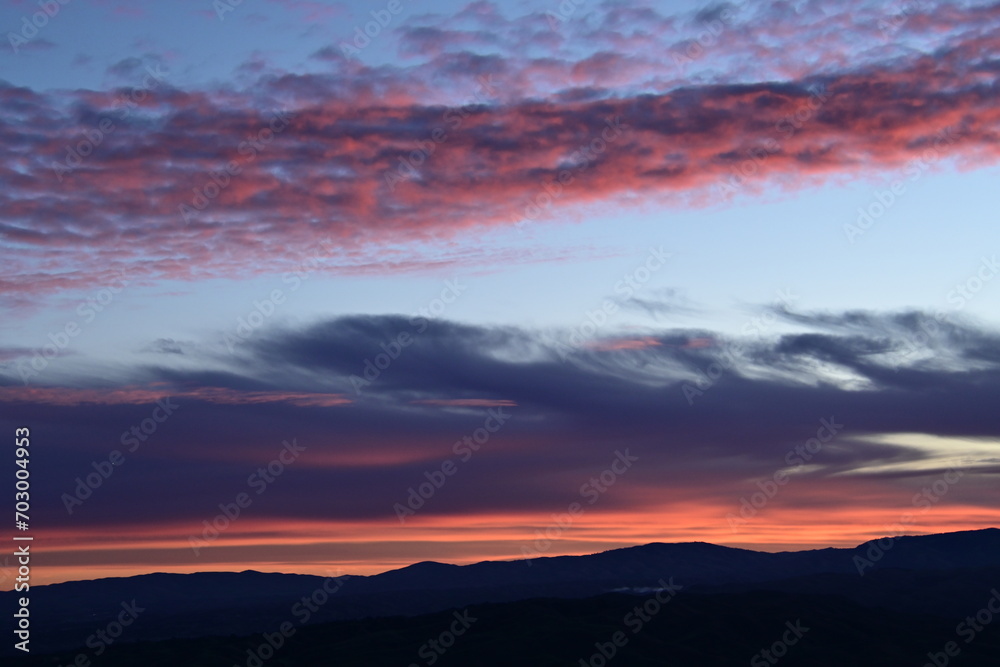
[1,0,999,587]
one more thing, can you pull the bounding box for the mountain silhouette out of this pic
[5,528,999,662]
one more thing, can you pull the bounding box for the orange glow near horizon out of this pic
[11,504,997,588]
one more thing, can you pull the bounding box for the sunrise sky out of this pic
[1,0,999,587]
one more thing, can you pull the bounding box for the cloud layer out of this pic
[3,0,1000,305]
[2,306,997,584]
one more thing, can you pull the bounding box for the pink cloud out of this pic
[587,337,663,351]
[410,398,518,407]
[2,1,999,304]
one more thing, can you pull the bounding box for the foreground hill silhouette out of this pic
[6,528,1000,664]
[15,589,1000,666]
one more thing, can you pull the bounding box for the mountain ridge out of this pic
[26,526,997,589]
[5,527,998,655]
